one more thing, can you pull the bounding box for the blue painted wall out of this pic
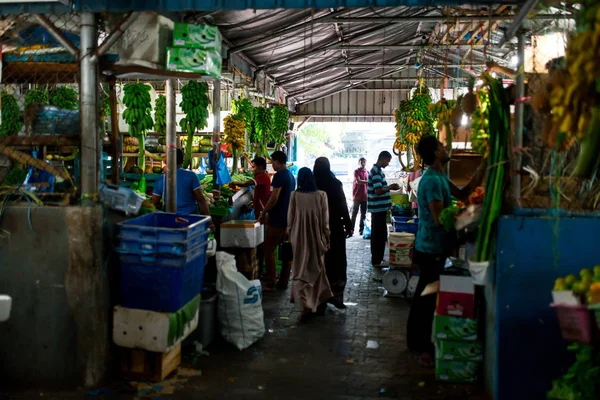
[0,0,513,15]
[489,215,600,400]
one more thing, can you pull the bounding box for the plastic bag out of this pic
[216,251,265,350]
[208,150,232,186]
[408,175,422,203]
[198,157,209,175]
[363,219,371,239]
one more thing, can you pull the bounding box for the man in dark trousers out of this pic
[351,157,368,236]
[367,151,400,267]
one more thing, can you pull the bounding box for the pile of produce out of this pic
[201,173,253,209]
[123,136,139,154]
[223,115,245,173]
[0,93,23,136]
[553,266,600,305]
[24,88,49,107]
[547,343,599,400]
[180,81,210,168]
[270,104,289,146]
[154,94,167,136]
[50,86,78,110]
[470,89,490,156]
[439,205,462,232]
[252,107,272,158]
[393,85,435,170]
[122,83,154,172]
[474,74,510,263]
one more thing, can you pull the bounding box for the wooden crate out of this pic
[120,342,181,382]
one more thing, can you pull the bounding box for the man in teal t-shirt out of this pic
[406,135,485,368]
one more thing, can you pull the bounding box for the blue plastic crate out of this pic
[119,213,211,244]
[120,240,209,312]
[393,220,419,234]
[117,239,208,267]
[118,228,210,256]
[393,216,419,224]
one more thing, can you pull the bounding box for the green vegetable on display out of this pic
[252,107,272,158]
[122,83,154,172]
[24,89,49,107]
[270,105,289,146]
[180,81,209,168]
[547,343,600,400]
[231,98,254,129]
[0,93,23,136]
[50,86,78,110]
[439,205,461,232]
[154,94,167,135]
[1,168,28,186]
[470,89,489,156]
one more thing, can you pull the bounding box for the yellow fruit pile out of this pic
[554,266,600,304]
[550,11,600,142]
[223,115,246,152]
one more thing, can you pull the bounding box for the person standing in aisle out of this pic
[287,167,333,322]
[152,148,214,230]
[232,157,271,276]
[258,151,295,292]
[314,157,353,309]
[351,157,369,236]
[406,135,485,368]
[367,151,400,267]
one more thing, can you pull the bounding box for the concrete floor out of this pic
[3,237,486,400]
[174,237,485,400]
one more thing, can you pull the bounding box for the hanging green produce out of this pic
[231,98,254,129]
[393,84,435,170]
[270,104,289,147]
[223,115,246,173]
[180,81,209,168]
[122,83,154,173]
[429,98,457,149]
[154,94,167,135]
[252,106,272,158]
[50,86,79,110]
[24,88,49,107]
[469,89,489,156]
[0,93,23,136]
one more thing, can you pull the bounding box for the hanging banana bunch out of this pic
[429,98,457,149]
[180,81,209,168]
[50,86,79,110]
[24,88,49,107]
[154,94,167,135]
[0,93,23,136]
[122,83,154,172]
[252,106,272,158]
[231,98,254,130]
[270,105,289,148]
[223,115,246,173]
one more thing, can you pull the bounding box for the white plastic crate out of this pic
[99,184,145,216]
[220,220,264,248]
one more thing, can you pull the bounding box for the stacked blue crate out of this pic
[117,213,211,312]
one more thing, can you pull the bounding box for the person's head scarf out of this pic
[296,167,318,193]
[313,157,337,190]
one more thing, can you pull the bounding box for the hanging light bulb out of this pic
[511,55,519,65]
[461,114,468,126]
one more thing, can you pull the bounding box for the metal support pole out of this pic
[513,29,526,201]
[80,13,99,206]
[166,79,177,213]
[212,80,221,193]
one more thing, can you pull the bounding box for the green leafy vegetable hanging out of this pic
[180,81,210,168]
[0,93,23,136]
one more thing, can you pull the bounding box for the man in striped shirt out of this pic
[367,151,400,267]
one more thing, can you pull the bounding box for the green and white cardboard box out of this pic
[435,339,483,361]
[166,47,222,78]
[435,359,480,383]
[173,23,222,52]
[432,312,478,341]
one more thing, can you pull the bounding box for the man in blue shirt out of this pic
[367,151,400,267]
[258,151,295,291]
[152,149,213,229]
[406,135,485,367]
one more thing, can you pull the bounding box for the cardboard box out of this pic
[435,339,483,361]
[220,220,264,248]
[433,313,478,341]
[108,12,174,69]
[166,47,222,78]
[173,23,222,52]
[435,359,480,383]
[388,232,415,265]
[436,273,475,318]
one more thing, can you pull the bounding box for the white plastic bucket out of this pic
[389,232,415,266]
[469,260,493,286]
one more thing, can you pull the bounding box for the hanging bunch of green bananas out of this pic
[122,83,154,171]
[252,106,272,158]
[154,94,167,135]
[50,86,78,110]
[180,81,209,168]
[270,105,289,146]
[231,98,254,129]
[0,93,23,136]
[429,98,457,149]
[24,88,49,107]
[470,89,489,156]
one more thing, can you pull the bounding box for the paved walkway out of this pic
[175,237,484,400]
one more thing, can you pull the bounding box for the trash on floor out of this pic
[366,340,379,349]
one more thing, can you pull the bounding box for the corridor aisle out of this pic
[176,237,484,400]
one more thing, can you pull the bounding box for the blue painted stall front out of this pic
[486,214,600,400]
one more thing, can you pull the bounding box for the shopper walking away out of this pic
[407,167,423,217]
[406,135,485,368]
[287,167,333,322]
[367,151,400,267]
[351,157,369,235]
[314,157,353,309]
[258,151,296,292]
[152,148,214,230]
[232,157,271,276]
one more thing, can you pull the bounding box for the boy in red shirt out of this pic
[351,157,368,235]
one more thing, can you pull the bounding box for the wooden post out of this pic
[109,77,120,184]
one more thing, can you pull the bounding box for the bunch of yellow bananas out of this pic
[550,8,600,141]
[405,132,420,143]
[393,137,407,152]
[223,115,246,152]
